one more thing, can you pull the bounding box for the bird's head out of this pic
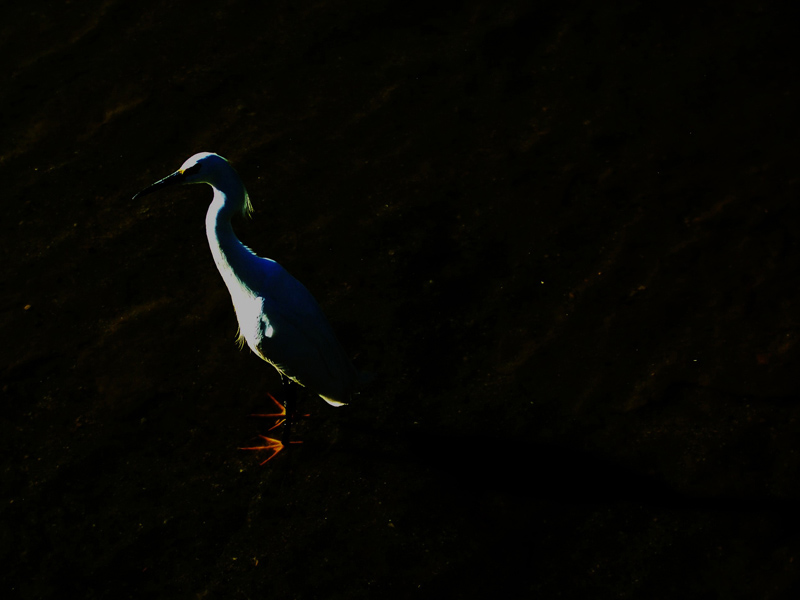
[133,152,252,217]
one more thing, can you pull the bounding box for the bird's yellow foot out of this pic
[250,393,287,430]
[240,436,303,464]
[250,393,310,420]
[243,393,304,464]
[250,393,286,419]
[241,435,285,465]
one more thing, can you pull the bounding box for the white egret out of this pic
[134,152,360,461]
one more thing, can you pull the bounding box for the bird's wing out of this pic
[254,267,355,402]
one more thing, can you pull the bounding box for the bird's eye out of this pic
[182,163,202,176]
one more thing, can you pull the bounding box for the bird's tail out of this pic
[321,395,348,407]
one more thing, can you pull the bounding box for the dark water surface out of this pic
[2,1,799,597]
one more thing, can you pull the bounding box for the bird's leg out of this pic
[281,383,297,439]
[279,382,312,440]
[278,382,309,444]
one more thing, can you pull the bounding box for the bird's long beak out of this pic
[132,170,186,200]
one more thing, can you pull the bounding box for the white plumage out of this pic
[134,152,357,407]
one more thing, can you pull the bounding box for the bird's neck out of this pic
[205,188,260,300]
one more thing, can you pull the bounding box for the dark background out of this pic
[2,0,798,597]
